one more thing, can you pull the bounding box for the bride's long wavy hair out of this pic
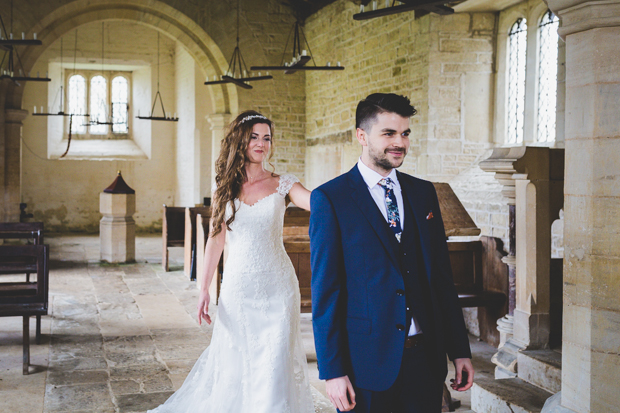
[210,110,275,237]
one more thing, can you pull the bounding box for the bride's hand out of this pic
[197,291,211,325]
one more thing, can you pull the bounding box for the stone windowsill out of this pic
[49,139,148,161]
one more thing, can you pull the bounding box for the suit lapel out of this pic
[398,171,432,283]
[347,166,401,270]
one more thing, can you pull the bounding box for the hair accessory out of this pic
[240,114,267,124]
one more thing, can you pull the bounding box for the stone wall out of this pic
[304,1,497,187]
[4,0,306,231]
[21,22,179,232]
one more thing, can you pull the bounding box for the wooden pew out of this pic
[195,213,224,302]
[184,207,211,280]
[0,244,49,375]
[162,205,185,271]
[283,207,311,312]
[0,222,45,339]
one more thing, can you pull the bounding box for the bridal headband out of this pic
[240,114,267,124]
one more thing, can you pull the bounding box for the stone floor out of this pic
[0,235,496,412]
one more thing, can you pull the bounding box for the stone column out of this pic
[3,109,28,222]
[480,147,564,378]
[206,113,232,194]
[543,1,620,412]
[100,172,135,263]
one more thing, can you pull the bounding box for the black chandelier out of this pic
[251,20,344,74]
[0,1,50,84]
[353,0,455,21]
[204,0,272,90]
[136,31,178,122]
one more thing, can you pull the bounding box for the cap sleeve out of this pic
[277,174,300,197]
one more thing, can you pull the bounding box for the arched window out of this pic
[537,10,560,143]
[68,74,86,134]
[111,76,129,134]
[90,75,107,135]
[507,18,527,145]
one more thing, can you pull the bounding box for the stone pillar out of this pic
[543,1,620,412]
[100,172,135,263]
[3,109,28,222]
[480,147,564,378]
[206,113,232,193]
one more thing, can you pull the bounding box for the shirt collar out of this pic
[357,158,400,190]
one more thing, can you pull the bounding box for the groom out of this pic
[309,93,474,412]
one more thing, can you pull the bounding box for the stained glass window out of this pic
[507,18,527,145]
[537,10,559,144]
[112,76,129,134]
[68,75,86,134]
[90,75,107,135]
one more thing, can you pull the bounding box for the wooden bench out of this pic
[283,207,311,312]
[0,244,49,375]
[162,205,185,271]
[448,240,506,309]
[195,212,224,301]
[0,222,45,339]
[184,207,211,280]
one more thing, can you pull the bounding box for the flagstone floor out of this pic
[0,235,493,412]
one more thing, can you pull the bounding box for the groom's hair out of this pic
[356,93,416,132]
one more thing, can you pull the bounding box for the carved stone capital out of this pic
[546,0,620,38]
[205,113,232,131]
[4,109,28,124]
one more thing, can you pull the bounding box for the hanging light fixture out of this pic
[352,0,454,21]
[251,20,344,74]
[204,0,272,89]
[32,31,89,118]
[136,31,178,121]
[0,1,50,84]
[83,22,118,127]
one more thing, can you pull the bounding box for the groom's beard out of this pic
[369,145,407,171]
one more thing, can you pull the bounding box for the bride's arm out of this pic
[197,222,226,325]
[288,182,311,211]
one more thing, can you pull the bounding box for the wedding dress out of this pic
[149,174,315,413]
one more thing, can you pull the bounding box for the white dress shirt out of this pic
[357,159,422,336]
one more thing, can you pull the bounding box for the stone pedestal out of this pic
[544,1,620,412]
[100,172,135,263]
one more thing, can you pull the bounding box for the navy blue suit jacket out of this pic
[309,165,471,391]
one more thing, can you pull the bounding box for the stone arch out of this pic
[15,0,238,115]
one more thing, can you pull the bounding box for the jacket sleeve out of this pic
[429,184,472,360]
[309,188,348,380]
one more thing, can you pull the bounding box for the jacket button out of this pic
[403,252,407,256]
[396,324,405,331]
[396,289,405,296]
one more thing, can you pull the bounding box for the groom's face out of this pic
[358,111,411,173]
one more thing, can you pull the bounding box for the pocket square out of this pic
[426,211,434,220]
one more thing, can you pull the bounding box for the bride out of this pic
[148,110,314,413]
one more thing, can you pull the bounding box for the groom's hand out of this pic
[451,358,474,391]
[326,375,356,411]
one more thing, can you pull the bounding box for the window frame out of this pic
[65,69,132,140]
[493,2,563,149]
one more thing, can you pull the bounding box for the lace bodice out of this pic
[224,174,300,275]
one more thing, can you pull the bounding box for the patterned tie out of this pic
[377,178,402,242]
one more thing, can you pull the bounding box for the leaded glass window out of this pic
[68,75,86,134]
[112,76,129,134]
[90,75,108,135]
[507,18,527,145]
[537,10,559,143]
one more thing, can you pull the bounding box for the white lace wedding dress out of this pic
[149,174,315,413]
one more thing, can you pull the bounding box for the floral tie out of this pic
[378,178,402,243]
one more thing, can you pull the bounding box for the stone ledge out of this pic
[472,377,553,413]
[518,350,562,394]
